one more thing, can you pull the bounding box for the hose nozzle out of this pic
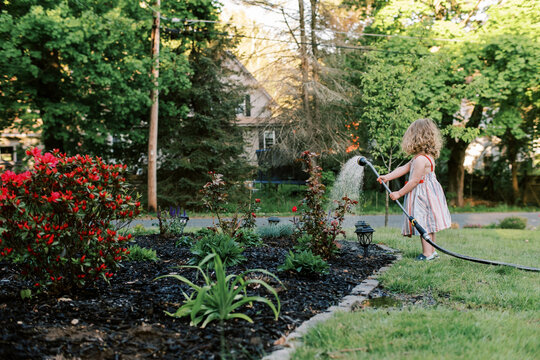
[357,157,369,166]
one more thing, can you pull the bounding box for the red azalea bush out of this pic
[0,148,141,291]
[296,151,357,259]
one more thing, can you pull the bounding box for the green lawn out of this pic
[291,228,540,359]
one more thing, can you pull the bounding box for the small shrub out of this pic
[126,245,159,262]
[189,233,246,268]
[257,224,294,239]
[200,172,259,237]
[234,228,262,247]
[156,253,281,328]
[295,151,357,259]
[278,250,329,276]
[175,235,194,248]
[499,216,527,230]
[294,233,312,252]
[157,206,189,238]
[463,224,483,229]
[124,224,158,236]
[0,148,140,291]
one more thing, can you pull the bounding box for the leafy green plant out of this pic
[278,250,329,276]
[499,216,527,229]
[157,206,189,239]
[296,151,357,259]
[200,172,259,237]
[189,233,246,268]
[126,245,159,262]
[257,224,294,238]
[156,253,281,328]
[294,233,313,252]
[234,228,262,247]
[175,235,194,248]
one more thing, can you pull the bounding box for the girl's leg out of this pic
[420,232,436,256]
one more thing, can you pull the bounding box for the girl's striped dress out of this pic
[402,154,452,236]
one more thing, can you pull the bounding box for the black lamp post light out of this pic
[355,220,374,257]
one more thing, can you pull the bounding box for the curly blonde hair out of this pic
[401,118,443,158]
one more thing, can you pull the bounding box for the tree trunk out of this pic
[506,134,520,204]
[148,0,160,213]
[298,0,311,124]
[446,103,483,207]
[309,0,319,120]
[447,140,467,207]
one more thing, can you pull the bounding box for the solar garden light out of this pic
[268,216,280,226]
[355,220,374,257]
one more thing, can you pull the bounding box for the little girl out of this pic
[378,118,451,260]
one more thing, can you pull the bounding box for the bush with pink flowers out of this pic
[0,148,140,291]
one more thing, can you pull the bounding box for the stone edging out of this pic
[262,244,402,360]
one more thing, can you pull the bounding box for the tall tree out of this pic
[0,0,155,159]
[154,2,253,209]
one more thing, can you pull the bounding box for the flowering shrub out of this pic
[0,148,140,291]
[296,151,357,259]
[200,172,259,237]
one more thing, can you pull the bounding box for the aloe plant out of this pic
[156,253,281,328]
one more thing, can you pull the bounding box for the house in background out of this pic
[0,124,40,170]
[223,53,277,167]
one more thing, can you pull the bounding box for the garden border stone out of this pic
[262,243,402,360]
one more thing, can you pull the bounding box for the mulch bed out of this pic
[0,235,395,359]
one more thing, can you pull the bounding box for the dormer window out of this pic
[237,94,251,117]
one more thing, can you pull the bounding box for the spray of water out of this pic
[329,155,364,209]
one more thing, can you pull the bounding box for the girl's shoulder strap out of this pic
[414,154,434,172]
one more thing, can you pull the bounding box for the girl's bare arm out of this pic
[389,157,430,200]
[378,161,411,183]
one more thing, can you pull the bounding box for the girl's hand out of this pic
[377,175,390,184]
[389,191,401,200]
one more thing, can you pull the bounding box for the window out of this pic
[244,94,251,117]
[263,130,275,148]
[237,94,251,117]
[0,147,14,162]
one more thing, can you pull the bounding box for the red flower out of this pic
[255,198,261,203]
[292,206,297,212]
[251,212,256,218]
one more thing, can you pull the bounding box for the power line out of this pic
[163,27,427,56]
[162,16,472,43]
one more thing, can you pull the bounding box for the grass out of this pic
[290,228,540,359]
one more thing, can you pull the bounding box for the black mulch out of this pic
[0,235,395,360]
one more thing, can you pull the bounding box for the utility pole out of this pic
[148,0,160,212]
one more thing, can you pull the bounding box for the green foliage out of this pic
[156,206,189,239]
[0,149,140,291]
[175,235,194,248]
[257,224,295,239]
[126,245,159,262]
[278,250,329,276]
[499,216,527,230]
[294,234,313,252]
[200,172,258,237]
[156,253,281,328]
[234,228,262,247]
[0,1,156,158]
[189,233,246,268]
[157,35,253,209]
[296,151,357,258]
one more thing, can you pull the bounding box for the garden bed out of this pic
[0,235,394,359]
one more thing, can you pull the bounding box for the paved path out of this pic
[129,211,539,230]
